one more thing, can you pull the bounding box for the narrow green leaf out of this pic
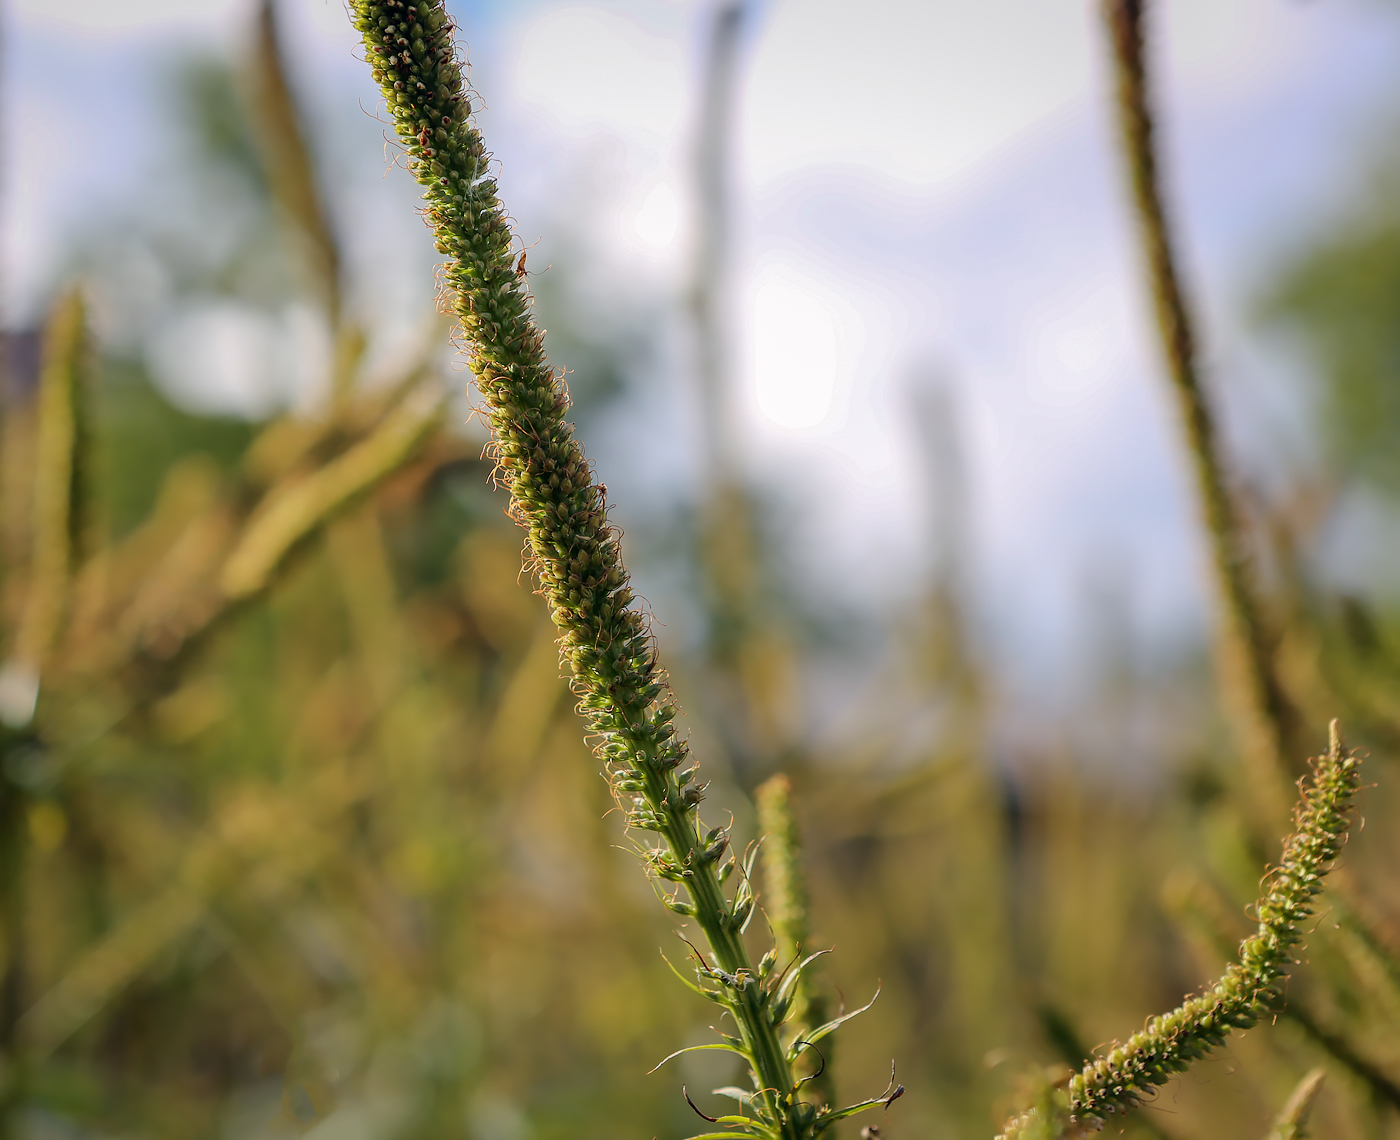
[775,949,830,1009]
[659,949,722,1000]
[711,1087,753,1104]
[818,1097,886,1124]
[798,984,881,1049]
[648,1043,751,1075]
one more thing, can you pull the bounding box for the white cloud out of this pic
[12,0,240,36]
[7,0,1398,673]
[745,259,853,432]
[509,5,689,143]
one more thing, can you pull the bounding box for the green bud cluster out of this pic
[998,722,1363,1140]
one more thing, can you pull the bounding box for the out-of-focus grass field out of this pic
[2,4,1400,1140]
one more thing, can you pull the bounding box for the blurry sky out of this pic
[8,0,1400,692]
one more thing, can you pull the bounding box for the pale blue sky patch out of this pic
[6,0,1399,700]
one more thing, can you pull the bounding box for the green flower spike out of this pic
[998,721,1363,1140]
[346,4,889,1137]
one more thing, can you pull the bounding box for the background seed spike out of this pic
[756,774,834,1108]
[11,287,90,679]
[1161,868,1400,1114]
[997,721,1363,1140]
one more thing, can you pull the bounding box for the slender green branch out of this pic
[1033,1004,1175,1140]
[997,721,1362,1140]
[1284,1006,1400,1113]
[1102,0,1294,808]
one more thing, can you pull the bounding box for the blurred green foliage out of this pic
[0,4,1398,1140]
[94,362,259,539]
[1263,145,1400,496]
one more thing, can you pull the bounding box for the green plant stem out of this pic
[997,720,1362,1140]
[1102,0,1294,810]
[248,0,342,329]
[690,0,746,484]
[1265,1068,1325,1140]
[1285,1006,1400,1113]
[346,3,804,1135]
[689,0,779,784]
[1034,1004,1174,1140]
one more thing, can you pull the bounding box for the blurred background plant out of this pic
[0,2,1399,1140]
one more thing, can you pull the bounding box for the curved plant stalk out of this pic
[219,385,443,601]
[1265,1068,1325,1140]
[346,4,886,1137]
[1102,0,1295,815]
[997,720,1361,1140]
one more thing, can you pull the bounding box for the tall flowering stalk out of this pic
[997,721,1363,1140]
[347,4,886,1137]
[1102,0,1296,816]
